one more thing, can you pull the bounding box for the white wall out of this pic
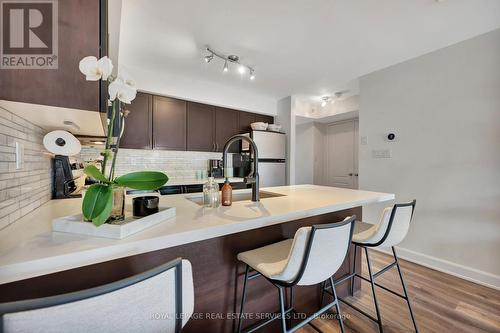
[295,122,314,184]
[295,121,328,185]
[359,29,500,289]
[276,97,294,184]
[121,65,278,116]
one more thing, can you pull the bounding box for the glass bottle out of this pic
[203,177,220,208]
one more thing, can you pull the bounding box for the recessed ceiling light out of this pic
[238,65,246,74]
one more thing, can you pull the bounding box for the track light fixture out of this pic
[204,47,255,80]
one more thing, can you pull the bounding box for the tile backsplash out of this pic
[79,146,222,181]
[0,107,52,230]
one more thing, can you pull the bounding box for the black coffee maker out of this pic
[52,155,77,199]
[43,130,82,199]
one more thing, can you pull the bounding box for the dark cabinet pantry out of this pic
[186,102,216,152]
[120,92,152,149]
[118,92,274,152]
[152,96,187,151]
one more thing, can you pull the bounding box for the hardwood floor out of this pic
[297,250,500,333]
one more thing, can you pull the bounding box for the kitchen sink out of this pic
[186,190,285,206]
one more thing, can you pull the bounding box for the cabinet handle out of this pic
[355,173,359,177]
[213,142,216,151]
[348,173,353,176]
[216,142,219,151]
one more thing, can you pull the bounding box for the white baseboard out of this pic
[372,246,500,291]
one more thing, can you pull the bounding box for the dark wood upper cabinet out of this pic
[0,0,102,111]
[187,102,216,152]
[238,112,256,133]
[238,112,274,133]
[153,96,186,151]
[255,113,274,125]
[120,92,152,149]
[215,107,240,152]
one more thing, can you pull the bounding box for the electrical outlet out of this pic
[372,149,391,159]
[15,141,24,169]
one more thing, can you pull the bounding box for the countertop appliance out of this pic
[43,130,83,199]
[208,159,223,178]
[242,131,286,187]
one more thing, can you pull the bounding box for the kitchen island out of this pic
[0,185,393,332]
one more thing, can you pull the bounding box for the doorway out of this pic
[325,119,359,189]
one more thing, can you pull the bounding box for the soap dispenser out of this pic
[221,178,232,206]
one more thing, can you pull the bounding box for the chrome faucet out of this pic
[222,134,259,202]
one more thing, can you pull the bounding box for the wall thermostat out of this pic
[385,133,397,142]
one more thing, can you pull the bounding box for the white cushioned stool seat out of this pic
[237,239,295,281]
[352,223,379,244]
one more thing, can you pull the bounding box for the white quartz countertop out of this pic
[163,177,244,186]
[0,185,394,284]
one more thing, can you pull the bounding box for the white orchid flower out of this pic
[79,56,113,81]
[108,77,137,104]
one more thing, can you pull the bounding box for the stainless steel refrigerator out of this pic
[242,131,286,187]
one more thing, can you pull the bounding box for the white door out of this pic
[326,119,358,189]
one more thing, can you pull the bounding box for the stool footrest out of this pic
[338,298,379,323]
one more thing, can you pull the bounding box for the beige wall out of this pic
[359,29,500,288]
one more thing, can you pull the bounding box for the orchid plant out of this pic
[79,56,168,226]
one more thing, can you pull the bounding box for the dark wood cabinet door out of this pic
[187,102,215,152]
[153,96,186,150]
[0,0,101,111]
[215,107,239,152]
[238,112,256,133]
[255,113,274,125]
[120,92,152,149]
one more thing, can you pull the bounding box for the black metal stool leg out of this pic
[365,247,384,333]
[287,287,294,328]
[237,265,250,333]
[329,277,345,333]
[351,244,358,295]
[278,287,287,333]
[392,247,419,333]
[319,281,326,308]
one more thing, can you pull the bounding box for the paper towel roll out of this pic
[43,130,81,156]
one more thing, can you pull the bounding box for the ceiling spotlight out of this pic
[204,54,213,63]
[321,97,330,107]
[223,60,228,72]
[238,65,246,74]
[249,70,255,80]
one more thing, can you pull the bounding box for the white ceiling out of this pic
[117,0,500,106]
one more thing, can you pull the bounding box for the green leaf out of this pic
[83,165,109,183]
[91,194,113,227]
[114,171,168,190]
[82,184,113,220]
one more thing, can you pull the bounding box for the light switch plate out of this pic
[15,141,24,169]
[360,136,368,145]
[372,149,391,158]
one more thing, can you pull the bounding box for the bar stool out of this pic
[327,200,418,333]
[236,215,356,333]
[0,258,194,333]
